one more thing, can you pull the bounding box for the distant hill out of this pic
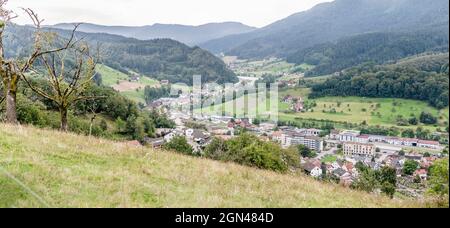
[201,0,449,59]
[4,24,238,85]
[49,22,256,45]
[0,123,422,208]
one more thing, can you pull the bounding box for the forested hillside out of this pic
[286,29,449,76]
[310,55,449,108]
[4,24,238,85]
[201,0,449,59]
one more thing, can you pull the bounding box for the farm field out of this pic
[198,87,448,131]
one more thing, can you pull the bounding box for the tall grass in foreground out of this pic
[0,124,431,208]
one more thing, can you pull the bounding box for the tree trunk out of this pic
[60,107,69,132]
[5,88,17,124]
[89,114,96,137]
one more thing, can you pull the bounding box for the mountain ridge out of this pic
[200,0,449,59]
[48,21,256,45]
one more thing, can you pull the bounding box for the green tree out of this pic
[204,137,228,160]
[115,117,126,133]
[420,112,437,125]
[401,129,415,138]
[164,136,194,155]
[297,144,316,158]
[428,159,449,196]
[427,159,449,207]
[403,160,419,175]
[408,117,418,125]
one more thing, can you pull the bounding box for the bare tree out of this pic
[1,3,78,124]
[1,0,18,123]
[20,20,101,131]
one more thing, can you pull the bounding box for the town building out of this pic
[343,142,376,157]
[302,162,323,178]
[338,130,361,142]
[418,140,441,150]
[284,133,323,152]
[144,137,165,149]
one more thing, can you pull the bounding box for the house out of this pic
[366,162,381,170]
[342,162,355,174]
[292,101,304,112]
[144,137,165,149]
[164,130,184,142]
[160,80,170,85]
[129,74,140,82]
[189,129,210,145]
[156,128,173,137]
[302,162,323,178]
[259,122,277,131]
[414,169,428,181]
[282,95,293,103]
[405,154,423,161]
[340,172,354,187]
[332,168,347,178]
[271,131,284,143]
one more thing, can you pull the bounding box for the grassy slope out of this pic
[96,64,159,103]
[96,64,129,87]
[198,87,447,131]
[0,124,423,208]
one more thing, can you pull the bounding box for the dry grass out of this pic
[0,124,426,208]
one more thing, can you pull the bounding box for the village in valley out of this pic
[135,58,449,199]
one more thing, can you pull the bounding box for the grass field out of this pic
[96,64,129,87]
[199,87,447,131]
[121,89,146,104]
[0,124,427,208]
[96,64,159,103]
[321,155,338,163]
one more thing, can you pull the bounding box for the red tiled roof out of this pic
[272,131,283,137]
[418,140,440,145]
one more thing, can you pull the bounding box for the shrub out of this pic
[164,136,194,155]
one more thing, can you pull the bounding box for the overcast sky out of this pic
[8,0,331,28]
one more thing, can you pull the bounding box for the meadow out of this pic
[0,124,425,208]
[96,64,160,104]
[199,87,448,131]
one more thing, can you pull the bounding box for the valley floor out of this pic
[0,124,427,208]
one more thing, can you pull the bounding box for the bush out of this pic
[403,160,419,175]
[164,136,194,155]
[204,134,299,172]
[420,112,438,125]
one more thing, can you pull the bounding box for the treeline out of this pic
[4,25,238,85]
[286,30,449,77]
[310,63,449,109]
[144,86,171,104]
